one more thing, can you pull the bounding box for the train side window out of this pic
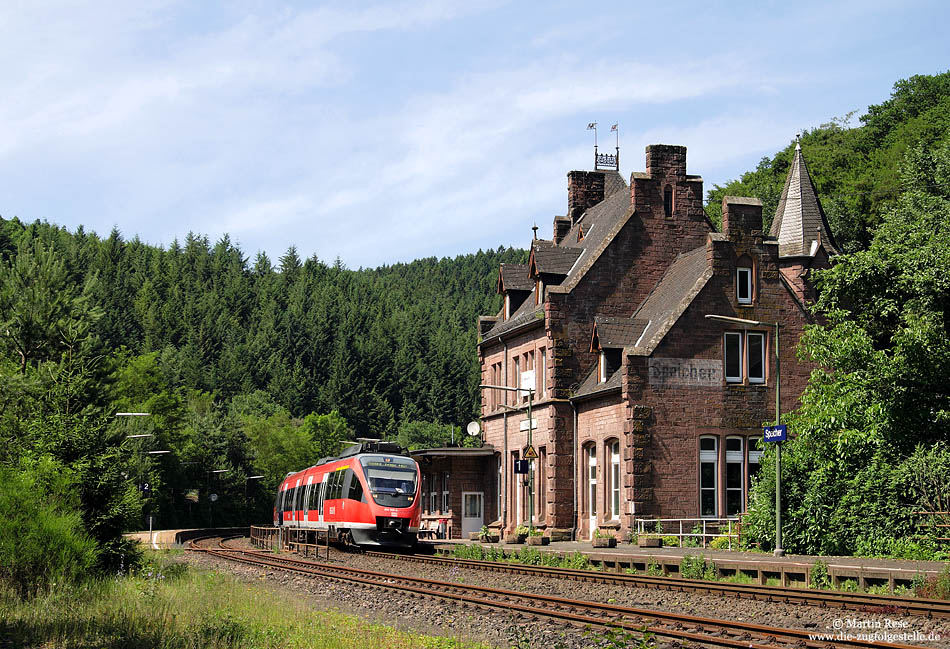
[348,470,364,502]
[318,478,326,515]
[332,470,344,500]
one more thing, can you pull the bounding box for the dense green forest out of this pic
[0,216,523,571]
[2,72,949,593]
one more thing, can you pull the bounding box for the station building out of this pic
[417,142,837,541]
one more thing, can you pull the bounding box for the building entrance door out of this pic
[462,492,484,537]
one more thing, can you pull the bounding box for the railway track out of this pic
[190,537,934,648]
[364,550,950,620]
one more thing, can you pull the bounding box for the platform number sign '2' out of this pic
[763,425,788,443]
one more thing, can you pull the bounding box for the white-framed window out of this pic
[700,436,718,517]
[512,356,520,405]
[504,293,511,319]
[724,332,743,383]
[535,279,545,304]
[748,332,765,383]
[748,437,763,495]
[725,437,743,516]
[442,472,449,513]
[737,266,753,304]
[599,351,607,383]
[609,440,620,520]
[724,331,766,384]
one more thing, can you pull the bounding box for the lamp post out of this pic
[245,475,264,527]
[704,314,784,557]
[479,383,535,531]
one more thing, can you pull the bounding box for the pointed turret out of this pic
[770,141,839,257]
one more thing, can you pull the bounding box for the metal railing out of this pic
[635,517,741,549]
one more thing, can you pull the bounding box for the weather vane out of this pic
[589,122,619,170]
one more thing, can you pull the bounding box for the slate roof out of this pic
[529,240,583,276]
[628,245,713,355]
[572,363,622,400]
[482,298,544,340]
[591,316,647,350]
[498,263,533,292]
[554,174,632,287]
[770,143,840,258]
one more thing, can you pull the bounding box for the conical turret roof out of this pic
[769,142,839,257]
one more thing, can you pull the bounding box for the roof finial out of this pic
[532,223,538,240]
[795,133,801,151]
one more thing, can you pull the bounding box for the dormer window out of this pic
[535,279,545,305]
[737,266,753,304]
[598,348,622,383]
[504,293,511,319]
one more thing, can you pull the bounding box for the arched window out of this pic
[663,185,674,217]
[608,440,621,520]
[736,254,754,305]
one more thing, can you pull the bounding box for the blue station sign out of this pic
[763,424,788,443]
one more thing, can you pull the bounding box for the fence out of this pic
[635,517,741,549]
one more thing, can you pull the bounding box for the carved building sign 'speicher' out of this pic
[648,358,721,387]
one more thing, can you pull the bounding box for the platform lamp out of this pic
[479,383,536,532]
[705,314,784,557]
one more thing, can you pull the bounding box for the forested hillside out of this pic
[0,217,523,545]
[705,72,950,253]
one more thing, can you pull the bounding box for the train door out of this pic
[317,473,328,526]
[292,478,301,525]
[303,476,314,525]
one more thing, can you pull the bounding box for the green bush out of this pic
[680,554,717,581]
[709,535,737,550]
[915,565,950,600]
[0,456,99,597]
[810,560,831,589]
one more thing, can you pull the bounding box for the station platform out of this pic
[125,527,247,549]
[426,538,949,590]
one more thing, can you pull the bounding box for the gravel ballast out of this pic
[180,540,949,648]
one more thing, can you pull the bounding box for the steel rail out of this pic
[190,538,931,649]
[364,550,950,619]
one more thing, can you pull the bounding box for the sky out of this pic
[1,1,948,269]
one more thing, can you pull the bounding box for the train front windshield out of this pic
[360,456,418,508]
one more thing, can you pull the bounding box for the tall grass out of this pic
[0,553,487,649]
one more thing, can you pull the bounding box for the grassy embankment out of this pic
[0,551,487,649]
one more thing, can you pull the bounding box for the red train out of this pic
[273,440,421,547]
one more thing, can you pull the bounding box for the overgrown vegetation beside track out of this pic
[0,552,488,649]
[449,545,950,600]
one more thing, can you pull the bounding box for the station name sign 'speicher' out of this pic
[649,358,721,387]
[763,424,788,443]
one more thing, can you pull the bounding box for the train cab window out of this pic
[360,455,419,508]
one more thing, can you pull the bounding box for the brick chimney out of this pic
[645,145,687,179]
[567,170,606,223]
[721,196,764,242]
[553,215,572,244]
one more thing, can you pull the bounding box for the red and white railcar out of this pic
[273,440,421,547]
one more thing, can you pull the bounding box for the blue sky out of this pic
[1,1,947,268]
